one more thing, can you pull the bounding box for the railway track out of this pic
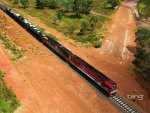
[0,3,142,113]
[109,94,141,113]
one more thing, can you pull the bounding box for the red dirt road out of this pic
[99,0,137,61]
[0,9,120,113]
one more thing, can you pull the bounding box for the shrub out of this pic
[94,41,102,48]
[67,24,77,34]
[36,0,46,9]
[133,28,150,81]
[51,16,59,25]
[137,0,150,18]
[90,15,99,31]
[20,0,29,9]
[79,20,89,35]
[56,10,64,20]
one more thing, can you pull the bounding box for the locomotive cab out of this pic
[104,81,117,95]
[109,85,117,95]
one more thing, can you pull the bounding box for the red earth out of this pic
[0,9,120,113]
[0,0,150,113]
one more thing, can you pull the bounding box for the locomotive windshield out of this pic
[111,85,117,91]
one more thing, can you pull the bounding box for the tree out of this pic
[137,0,150,18]
[68,24,77,34]
[80,20,89,35]
[81,0,93,14]
[90,16,99,31]
[59,0,73,12]
[46,0,59,9]
[13,0,19,4]
[133,28,150,81]
[107,0,120,8]
[20,0,29,9]
[36,0,46,9]
[73,0,81,17]
[56,10,64,19]
[58,0,93,16]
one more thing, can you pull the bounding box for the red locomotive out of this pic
[43,36,117,95]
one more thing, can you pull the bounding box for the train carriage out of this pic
[0,2,7,11]
[69,54,117,95]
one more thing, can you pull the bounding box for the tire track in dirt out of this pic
[99,1,136,61]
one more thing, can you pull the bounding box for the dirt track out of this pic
[99,0,137,61]
[0,0,150,113]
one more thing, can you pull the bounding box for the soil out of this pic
[0,0,150,113]
[0,9,120,113]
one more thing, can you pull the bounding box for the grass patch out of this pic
[4,0,115,47]
[92,0,115,16]
[0,70,20,113]
[0,34,24,62]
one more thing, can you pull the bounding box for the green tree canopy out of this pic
[20,0,29,9]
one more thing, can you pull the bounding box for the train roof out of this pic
[72,54,116,85]
[0,2,7,11]
[47,36,61,45]
[60,46,73,55]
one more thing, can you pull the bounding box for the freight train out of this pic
[0,2,117,96]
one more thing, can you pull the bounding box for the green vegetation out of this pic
[106,0,121,9]
[137,0,150,18]
[133,28,150,82]
[12,0,19,4]
[20,0,29,9]
[0,70,20,113]
[0,34,24,62]
[92,0,120,15]
[7,0,120,47]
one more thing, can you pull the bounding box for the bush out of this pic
[94,41,102,48]
[76,33,103,48]
[36,0,46,9]
[135,28,150,47]
[46,0,59,9]
[13,0,19,4]
[133,28,150,81]
[56,10,64,20]
[90,15,99,31]
[79,20,89,35]
[67,24,77,34]
[20,0,29,9]
[137,0,150,18]
[106,0,121,9]
[51,16,59,25]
